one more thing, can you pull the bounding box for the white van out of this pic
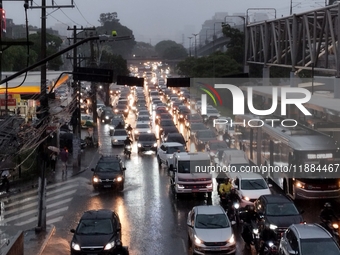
[228,172,272,207]
[169,152,213,197]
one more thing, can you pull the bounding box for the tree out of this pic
[163,44,188,60]
[155,40,183,58]
[98,12,119,25]
[132,42,157,57]
[98,51,129,81]
[2,44,38,71]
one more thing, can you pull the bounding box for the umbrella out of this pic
[48,146,60,153]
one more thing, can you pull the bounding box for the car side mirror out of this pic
[70,229,75,233]
[91,168,94,171]
[123,167,126,171]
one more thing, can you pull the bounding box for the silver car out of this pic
[187,205,236,255]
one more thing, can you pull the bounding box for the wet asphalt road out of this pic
[41,106,340,255]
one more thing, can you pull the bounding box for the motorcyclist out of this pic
[320,202,339,233]
[219,178,232,209]
[116,122,124,129]
[259,224,277,255]
[241,205,261,248]
[126,124,133,138]
[123,136,133,155]
[226,188,241,220]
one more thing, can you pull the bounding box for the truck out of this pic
[169,152,213,197]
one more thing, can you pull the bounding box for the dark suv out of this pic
[254,194,304,239]
[91,155,126,191]
[70,209,124,255]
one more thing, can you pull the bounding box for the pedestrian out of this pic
[1,169,11,193]
[50,152,57,173]
[59,147,69,174]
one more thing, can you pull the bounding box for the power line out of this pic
[73,0,95,27]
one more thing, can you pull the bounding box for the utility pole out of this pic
[192,33,198,58]
[90,33,98,146]
[67,26,95,171]
[29,0,74,233]
[188,37,192,57]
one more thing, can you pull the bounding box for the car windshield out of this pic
[138,117,149,121]
[96,162,121,172]
[210,142,228,150]
[241,179,268,190]
[167,146,185,154]
[139,111,149,115]
[301,238,340,255]
[139,135,156,141]
[198,131,215,138]
[177,160,211,173]
[167,136,185,144]
[265,203,300,216]
[76,219,114,235]
[114,130,127,136]
[161,120,174,126]
[191,123,207,130]
[195,214,229,229]
[137,124,149,129]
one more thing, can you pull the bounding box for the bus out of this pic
[232,114,340,200]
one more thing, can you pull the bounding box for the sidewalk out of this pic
[0,147,100,255]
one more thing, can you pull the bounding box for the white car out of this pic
[157,142,186,168]
[136,116,151,126]
[187,205,236,254]
[137,110,150,119]
[228,172,272,207]
[111,129,128,146]
[134,123,151,140]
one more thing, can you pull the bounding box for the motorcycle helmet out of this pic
[324,202,332,208]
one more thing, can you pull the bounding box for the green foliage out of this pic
[155,40,182,58]
[162,44,188,60]
[98,12,119,25]
[176,52,241,77]
[98,52,129,80]
[132,42,157,57]
[2,45,38,71]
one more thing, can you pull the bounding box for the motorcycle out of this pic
[124,145,132,158]
[241,220,260,251]
[261,241,279,255]
[321,220,340,243]
[227,202,240,225]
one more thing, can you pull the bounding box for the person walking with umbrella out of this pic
[50,152,57,173]
[59,147,69,174]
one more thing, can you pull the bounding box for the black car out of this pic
[91,155,126,191]
[159,119,176,137]
[254,194,304,239]
[188,122,209,137]
[70,209,123,255]
[161,126,179,140]
[163,133,186,147]
[137,133,157,153]
[101,109,115,123]
[194,129,216,150]
[177,107,191,122]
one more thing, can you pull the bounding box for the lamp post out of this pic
[192,33,198,58]
[188,36,192,57]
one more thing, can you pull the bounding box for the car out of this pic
[70,209,123,255]
[136,116,151,126]
[113,104,129,118]
[91,155,126,191]
[101,109,115,123]
[109,116,125,135]
[137,110,150,119]
[137,133,157,153]
[185,114,203,127]
[111,129,128,146]
[254,194,304,239]
[156,112,172,125]
[187,205,236,255]
[163,133,187,147]
[279,223,340,255]
[177,107,191,122]
[205,140,229,157]
[80,114,94,128]
[159,119,176,136]
[189,122,209,138]
[228,172,272,207]
[160,126,178,139]
[157,142,186,168]
[194,129,216,151]
[202,108,221,123]
[134,123,152,140]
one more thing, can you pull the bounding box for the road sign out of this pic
[166,77,190,87]
[73,67,114,83]
[117,76,144,87]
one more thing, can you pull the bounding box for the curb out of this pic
[38,225,56,255]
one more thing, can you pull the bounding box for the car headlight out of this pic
[234,203,240,209]
[194,235,202,245]
[153,143,157,147]
[242,196,250,201]
[93,177,99,183]
[333,223,339,229]
[138,143,141,147]
[270,224,278,230]
[228,234,235,244]
[169,155,173,159]
[177,184,184,189]
[105,116,109,119]
[156,115,160,119]
[71,242,81,251]
[115,109,118,112]
[206,183,213,188]
[253,228,259,234]
[116,176,123,182]
[104,240,115,250]
[147,130,151,133]
[124,109,128,112]
[113,139,118,142]
[296,181,305,189]
[180,114,183,118]
[110,126,114,130]
[135,130,139,134]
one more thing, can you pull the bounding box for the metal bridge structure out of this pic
[244,4,340,98]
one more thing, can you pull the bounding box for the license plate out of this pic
[209,247,221,250]
[192,189,199,192]
[104,185,111,188]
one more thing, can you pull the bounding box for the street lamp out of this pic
[192,33,198,58]
[188,36,192,57]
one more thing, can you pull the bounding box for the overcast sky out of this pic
[3,0,327,45]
